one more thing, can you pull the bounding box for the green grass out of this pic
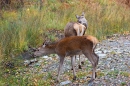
[107,70,119,78]
[120,71,130,77]
[0,0,130,85]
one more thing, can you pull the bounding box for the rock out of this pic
[98,53,107,59]
[88,82,94,86]
[107,58,112,61]
[60,80,72,86]
[24,58,38,66]
[34,63,41,66]
[95,51,102,54]
[41,55,48,59]
[30,58,38,63]
[24,60,30,66]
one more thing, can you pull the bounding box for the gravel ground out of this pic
[25,34,130,86]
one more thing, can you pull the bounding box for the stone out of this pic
[98,54,107,59]
[41,55,48,59]
[60,80,72,86]
[24,60,30,66]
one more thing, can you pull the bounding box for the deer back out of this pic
[55,36,94,57]
[64,22,77,37]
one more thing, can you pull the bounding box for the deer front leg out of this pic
[71,56,76,80]
[57,56,64,82]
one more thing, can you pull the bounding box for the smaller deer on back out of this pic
[64,12,88,69]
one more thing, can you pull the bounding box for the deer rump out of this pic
[64,22,87,37]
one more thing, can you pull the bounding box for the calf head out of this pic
[76,12,88,28]
[33,41,57,57]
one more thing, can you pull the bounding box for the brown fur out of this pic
[64,22,86,37]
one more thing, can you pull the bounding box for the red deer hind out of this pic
[33,35,99,83]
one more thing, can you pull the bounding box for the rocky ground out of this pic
[24,34,130,86]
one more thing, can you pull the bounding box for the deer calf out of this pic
[34,35,99,83]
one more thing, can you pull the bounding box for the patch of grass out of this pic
[97,71,105,78]
[121,82,127,86]
[120,71,130,77]
[107,70,119,78]
[77,71,89,79]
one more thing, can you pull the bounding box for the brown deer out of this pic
[64,12,87,69]
[33,35,99,83]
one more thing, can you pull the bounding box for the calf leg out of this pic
[71,56,76,80]
[78,55,82,69]
[57,56,65,82]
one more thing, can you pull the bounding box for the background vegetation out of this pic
[0,0,130,85]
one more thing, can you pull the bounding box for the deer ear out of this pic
[43,40,47,47]
[76,15,79,19]
[81,12,85,16]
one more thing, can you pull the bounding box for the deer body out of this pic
[34,35,99,83]
[64,22,86,37]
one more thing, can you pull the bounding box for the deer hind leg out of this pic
[79,55,84,69]
[93,52,99,67]
[57,56,65,82]
[80,25,85,36]
[71,56,76,80]
[77,27,80,36]
[83,51,97,83]
[79,55,85,66]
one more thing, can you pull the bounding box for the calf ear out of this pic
[81,12,85,16]
[76,15,79,19]
[42,40,46,47]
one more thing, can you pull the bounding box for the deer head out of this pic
[76,12,88,28]
[33,41,57,57]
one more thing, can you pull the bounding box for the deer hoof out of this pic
[88,78,94,83]
[95,72,97,78]
[81,61,84,65]
[73,76,77,80]
[56,79,60,83]
[78,65,82,69]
